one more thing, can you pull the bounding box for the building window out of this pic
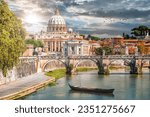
[48,47,50,51]
[71,47,75,54]
[65,48,67,56]
[79,48,81,54]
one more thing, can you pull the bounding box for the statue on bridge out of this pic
[96,58,105,75]
[129,56,138,74]
[65,64,73,75]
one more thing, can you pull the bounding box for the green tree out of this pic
[103,46,113,55]
[36,40,44,48]
[131,25,149,37]
[91,36,100,41]
[87,34,100,41]
[123,33,130,39]
[0,0,26,77]
[95,46,113,55]
[25,39,44,48]
[95,47,103,55]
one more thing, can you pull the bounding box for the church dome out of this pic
[47,9,67,33]
[49,15,66,25]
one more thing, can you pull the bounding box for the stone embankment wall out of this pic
[0,62,36,85]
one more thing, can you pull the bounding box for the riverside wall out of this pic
[0,62,36,85]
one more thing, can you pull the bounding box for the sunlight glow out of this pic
[25,14,41,24]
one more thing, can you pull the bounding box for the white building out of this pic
[34,9,92,56]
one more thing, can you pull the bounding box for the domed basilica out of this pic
[47,9,67,34]
[34,9,98,56]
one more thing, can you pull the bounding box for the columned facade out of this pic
[35,9,91,55]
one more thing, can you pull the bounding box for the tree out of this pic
[95,46,113,55]
[87,34,100,41]
[0,0,26,77]
[36,40,44,48]
[95,47,103,55]
[91,36,100,41]
[103,46,113,55]
[123,33,130,39]
[131,25,149,37]
[25,39,44,48]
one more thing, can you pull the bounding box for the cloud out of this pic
[7,0,150,35]
[78,8,150,19]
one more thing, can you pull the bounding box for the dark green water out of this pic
[22,70,150,100]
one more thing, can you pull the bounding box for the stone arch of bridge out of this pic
[42,59,66,72]
[106,59,125,66]
[74,59,97,68]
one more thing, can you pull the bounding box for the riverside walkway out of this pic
[0,73,55,100]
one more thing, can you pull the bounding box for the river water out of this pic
[22,70,150,100]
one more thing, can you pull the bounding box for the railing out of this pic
[19,55,150,60]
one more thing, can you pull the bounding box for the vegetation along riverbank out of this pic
[45,67,98,79]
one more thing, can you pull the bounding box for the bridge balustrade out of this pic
[20,55,150,61]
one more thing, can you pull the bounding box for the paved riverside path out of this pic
[0,73,51,98]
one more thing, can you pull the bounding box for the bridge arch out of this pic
[108,59,125,66]
[42,59,66,72]
[74,59,97,68]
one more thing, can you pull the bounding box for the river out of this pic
[21,70,150,100]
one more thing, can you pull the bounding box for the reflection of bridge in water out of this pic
[20,55,150,75]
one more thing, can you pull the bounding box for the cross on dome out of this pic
[55,9,60,15]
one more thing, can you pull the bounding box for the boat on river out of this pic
[68,83,114,94]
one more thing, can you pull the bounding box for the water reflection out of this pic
[22,70,150,100]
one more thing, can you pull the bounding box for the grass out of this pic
[45,67,133,79]
[45,67,97,79]
[45,69,66,80]
[109,66,128,70]
[76,67,97,72]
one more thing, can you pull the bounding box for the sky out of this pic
[7,0,150,36]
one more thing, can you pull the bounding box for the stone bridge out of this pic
[20,55,150,75]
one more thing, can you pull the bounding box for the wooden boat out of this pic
[69,90,114,97]
[68,83,114,94]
